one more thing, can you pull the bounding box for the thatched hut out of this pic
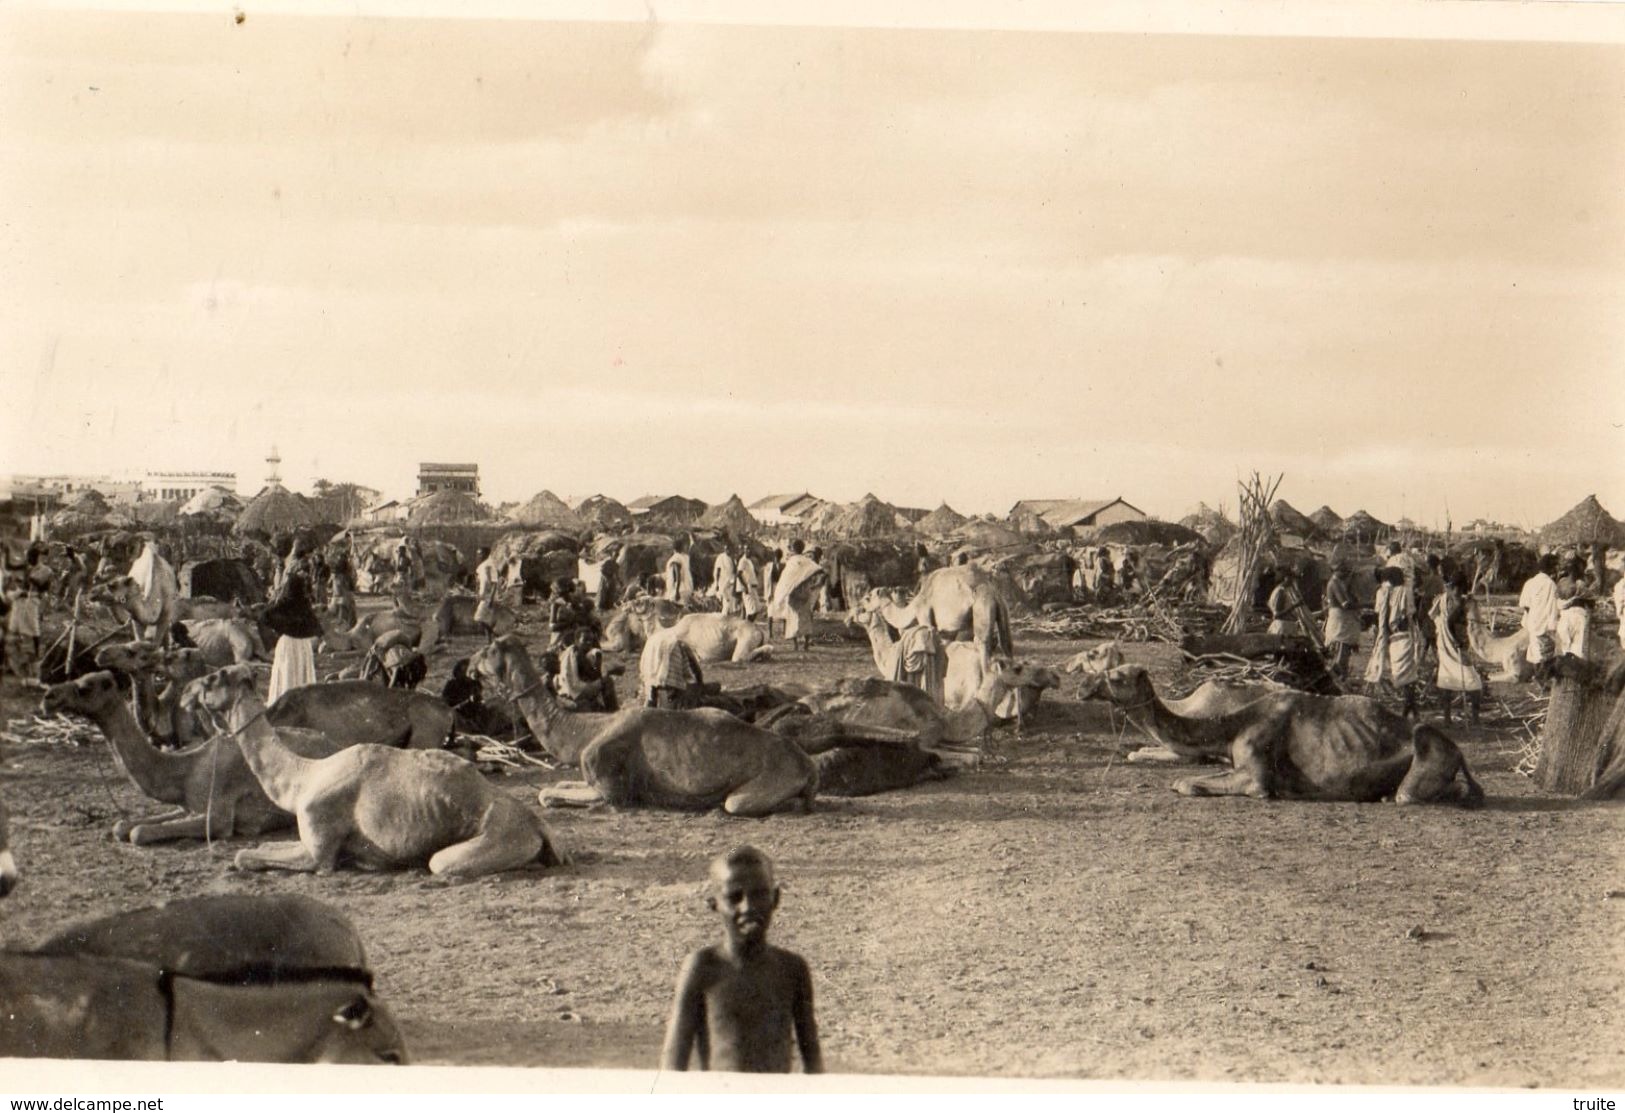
[914,503,968,537]
[1340,509,1391,545]
[507,489,586,532]
[1538,495,1624,549]
[696,494,759,537]
[235,487,320,536]
[575,494,633,533]
[1179,503,1237,547]
[1269,500,1318,540]
[179,486,242,521]
[407,489,488,526]
[1076,519,1205,548]
[829,495,909,539]
[1309,505,1344,535]
[947,519,1027,553]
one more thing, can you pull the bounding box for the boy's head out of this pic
[707,845,780,949]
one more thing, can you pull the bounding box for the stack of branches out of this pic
[1,714,100,749]
[1018,600,1227,643]
[1170,656,1293,699]
[1222,471,1284,635]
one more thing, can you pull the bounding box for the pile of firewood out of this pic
[1017,600,1228,644]
[1,713,100,749]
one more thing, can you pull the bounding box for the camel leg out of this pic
[232,839,320,872]
[722,772,807,817]
[1171,725,1276,799]
[538,781,607,808]
[113,807,192,841]
[427,806,547,879]
[127,803,241,845]
[1396,726,1484,807]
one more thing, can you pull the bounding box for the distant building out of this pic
[627,494,707,528]
[747,492,824,527]
[144,471,237,503]
[418,463,480,498]
[8,474,142,505]
[1008,497,1146,531]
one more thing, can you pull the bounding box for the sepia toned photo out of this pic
[1,0,1622,1094]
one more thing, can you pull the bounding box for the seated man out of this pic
[557,628,622,713]
[641,624,708,709]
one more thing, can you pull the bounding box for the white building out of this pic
[144,470,238,503]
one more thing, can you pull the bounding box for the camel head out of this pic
[41,670,124,718]
[470,636,535,695]
[182,664,259,718]
[0,796,16,898]
[1063,641,1125,678]
[159,647,211,684]
[95,641,164,676]
[1075,664,1155,707]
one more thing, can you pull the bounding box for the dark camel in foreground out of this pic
[1078,665,1484,805]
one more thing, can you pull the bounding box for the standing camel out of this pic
[860,565,1013,667]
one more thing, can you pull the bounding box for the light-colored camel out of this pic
[187,667,564,877]
[0,952,406,1062]
[0,795,17,898]
[92,576,238,638]
[601,596,684,653]
[471,637,817,816]
[433,592,517,639]
[92,642,215,747]
[182,617,268,665]
[941,643,1060,731]
[634,615,770,706]
[41,671,345,843]
[1468,612,1532,682]
[862,565,1013,667]
[1077,664,1484,804]
[316,605,432,654]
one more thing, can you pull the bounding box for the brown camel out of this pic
[263,677,455,750]
[863,565,1013,667]
[1077,665,1484,804]
[941,643,1060,733]
[471,636,817,816]
[41,671,345,843]
[0,795,17,898]
[181,617,268,665]
[91,576,239,638]
[93,642,216,747]
[797,656,1027,750]
[0,952,405,1062]
[185,667,565,877]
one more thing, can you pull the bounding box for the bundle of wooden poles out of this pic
[1221,471,1283,636]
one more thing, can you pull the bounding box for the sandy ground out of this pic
[1,603,1621,1086]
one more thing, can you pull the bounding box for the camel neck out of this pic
[90,700,192,805]
[232,714,313,812]
[1123,687,1230,756]
[510,665,600,765]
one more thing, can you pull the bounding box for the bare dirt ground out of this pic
[2,603,1621,1086]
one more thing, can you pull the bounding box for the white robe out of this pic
[1554,603,1590,660]
[663,552,694,604]
[1518,573,1560,662]
[268,635,316,703]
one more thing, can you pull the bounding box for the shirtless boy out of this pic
[661,846,823,1074]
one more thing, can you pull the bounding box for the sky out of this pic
[2,2,1623,530]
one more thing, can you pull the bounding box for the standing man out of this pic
[713,542,741,617]
[1518,554,1561,668]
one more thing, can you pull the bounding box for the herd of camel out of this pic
[0,560,1486,1062]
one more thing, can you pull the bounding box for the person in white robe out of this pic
[1365,567,1418,717]
[1431,575,1482,725]
[712,548,741,617]
[768,542,826,652]
[1517,556,1561,665]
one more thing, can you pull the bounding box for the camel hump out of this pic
[36,894,372,976]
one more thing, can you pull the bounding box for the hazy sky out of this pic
[3,3,1622,527]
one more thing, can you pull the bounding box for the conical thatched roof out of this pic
[409,488,488,525]
[507,489,586,531]
[179,486,242,518]
[830,495,907,539]
[1179,503,1236,546]
[235,486,320,535]
[1269,499,1318,538]
[948,519,1027,551]
[64,488,111,512]
[696,494,759,536]
[1340,509,1391,544]
[914,503,968,536]
[1309,505,1344,533]
[1539,495,1625,547]
[575,494,632,533]
[1076,519,1205,548]
[804,500,850,536]
[1008,507,1057,535]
